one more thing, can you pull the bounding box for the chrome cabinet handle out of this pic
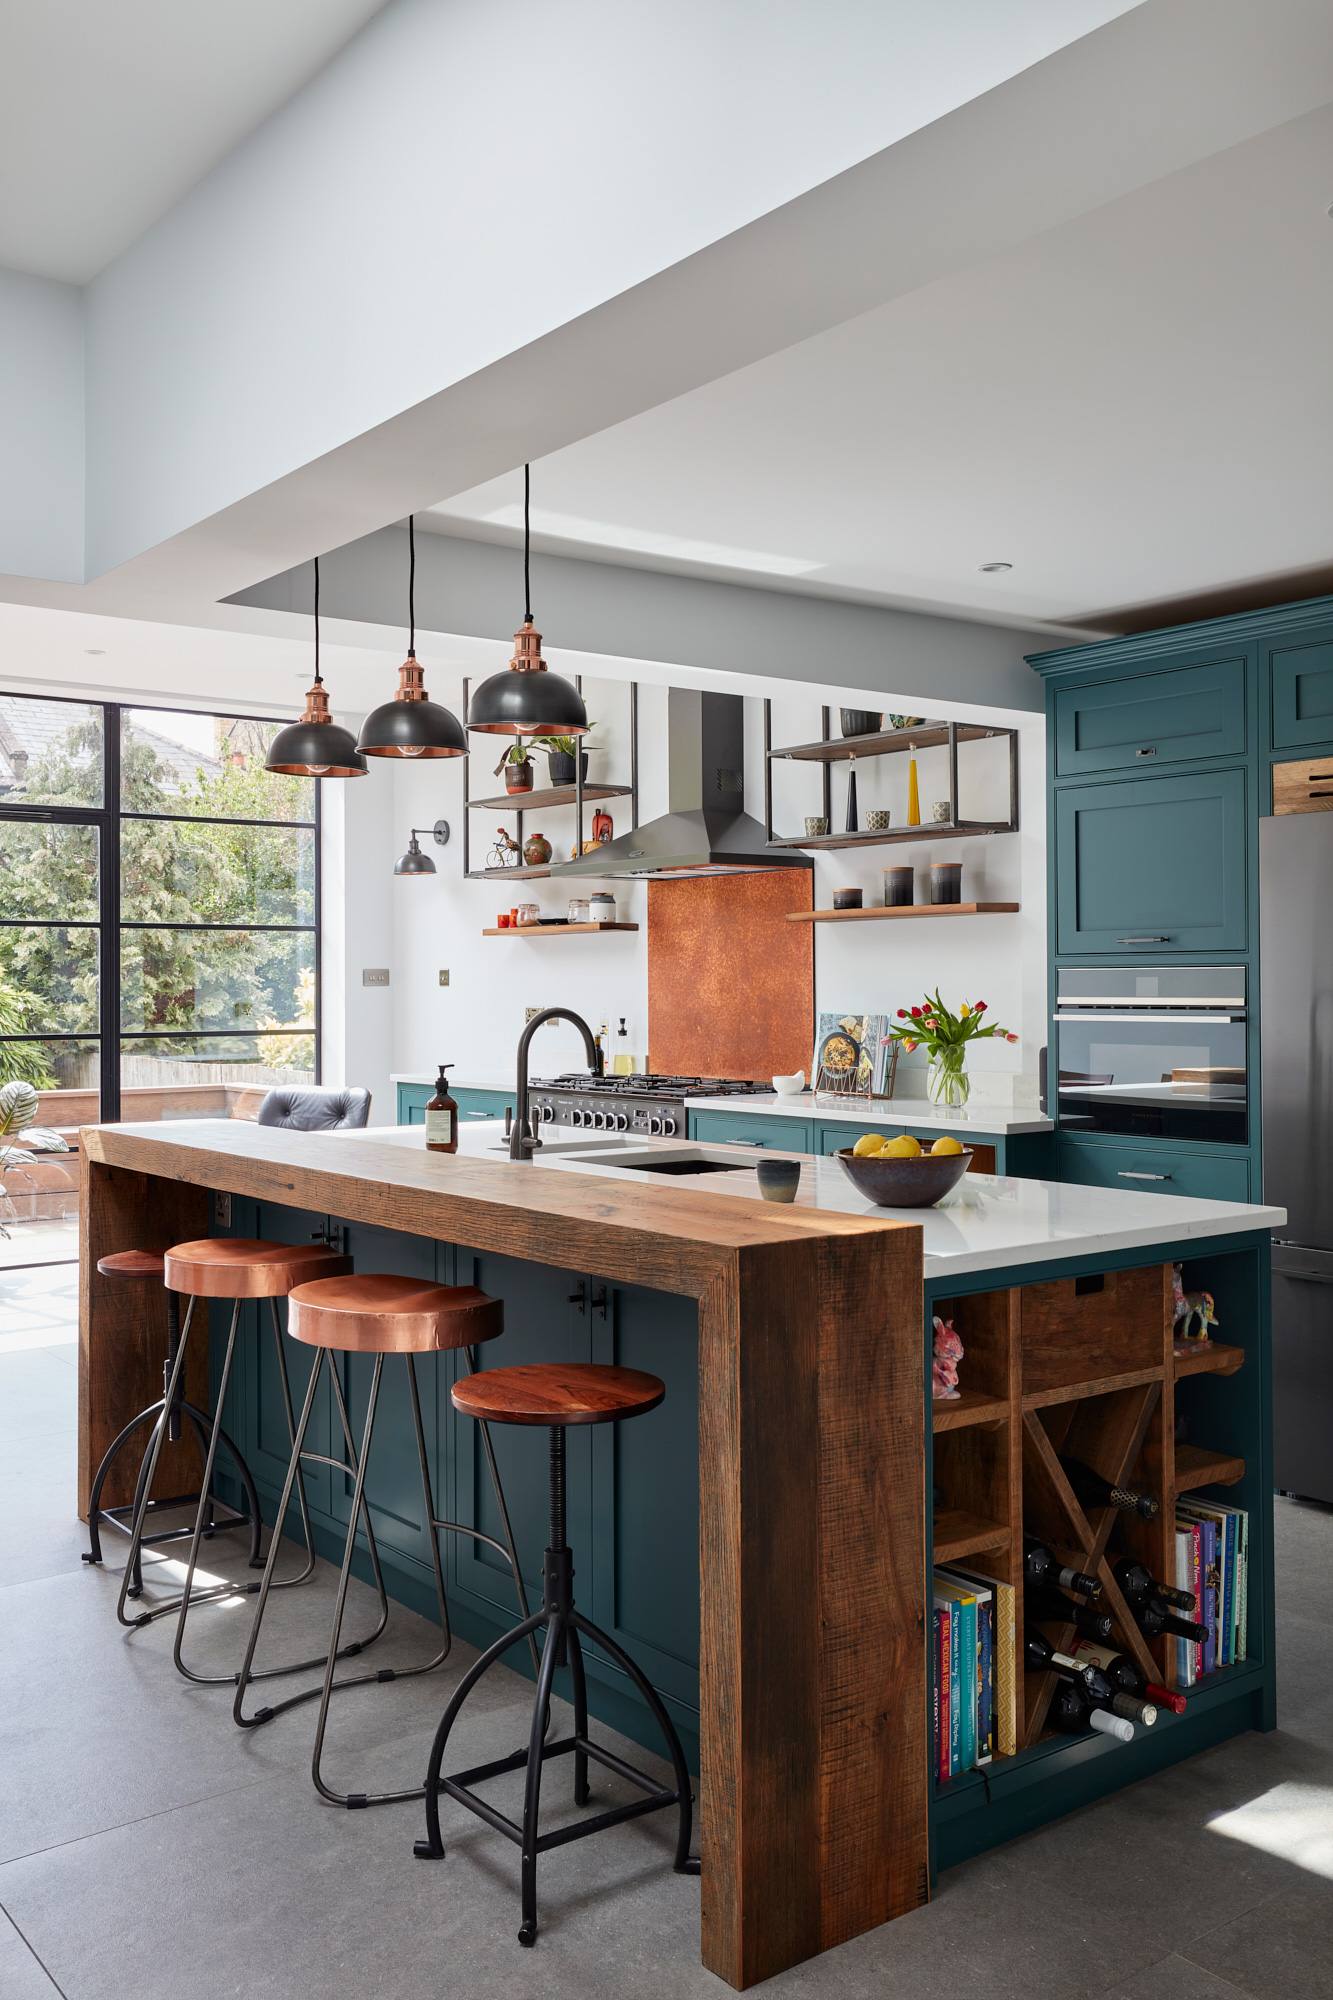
[1135,746,1156,757]
[1115,936,1170,943]
[728,1138,765,1146]
[1117,1170,1171,1181]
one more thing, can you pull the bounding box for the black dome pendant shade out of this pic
[266,557,367,778]
[467,463,588,738]
[358,516,466,758]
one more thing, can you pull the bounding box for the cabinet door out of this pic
[453,1087,515,1124]
[688,1110,811,1151]
[1055,657,1246,777]
[1056,1138,1249,1202]
[818,1121,901,1156]
[1055,769,1248,954]
[1269,631,1333,749]
[397,1083,430,1125]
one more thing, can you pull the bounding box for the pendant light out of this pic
[358,516,466,758]
[393,820,450,875]
[266,559,367,778]
[466,464,588,737]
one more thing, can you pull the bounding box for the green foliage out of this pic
[887,990,1019,1058]
[0,982,55,1088]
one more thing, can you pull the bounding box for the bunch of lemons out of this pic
[850,1131,964,1159]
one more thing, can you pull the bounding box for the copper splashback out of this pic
[647,871,813,1081]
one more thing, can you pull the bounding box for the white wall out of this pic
[0,268,83,581]
[320,752,397,1120]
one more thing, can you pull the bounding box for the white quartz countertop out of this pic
[390,1073,516,1094]
[685,1092,1053,1135]
[363,1121,1281,1279]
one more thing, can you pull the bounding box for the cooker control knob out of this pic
[662,1115,677,1136]
[649,1115,663,1135]
[614,1112,629,1130]
[571,1109,584,1127]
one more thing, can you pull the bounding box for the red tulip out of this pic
[903,1038,917,1052]
[974,1001,986,1013]
[910,1006,922,1018]
[897,1009,907,1018]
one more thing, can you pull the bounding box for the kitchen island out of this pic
[79,1121,1280,1986]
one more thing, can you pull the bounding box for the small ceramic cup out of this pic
[884,866,914,906]
[932,801,952,824]
[805,817,829,838]
[756,1158,801,1203]
[866,809,891,831]
[833,887,863,910]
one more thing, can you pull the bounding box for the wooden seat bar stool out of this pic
[414,1362,699,1948]
[83,1250,262,1589]
[232,1273,535,1811]
[117,1237,360,1677]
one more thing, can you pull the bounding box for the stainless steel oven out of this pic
[1053,965,1247,1144]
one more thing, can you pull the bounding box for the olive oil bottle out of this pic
[425,1064,458,1154]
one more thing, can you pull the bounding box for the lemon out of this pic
[881,1134,922,1158]
[852,1133,887,1157]
[931,1135,964,1156]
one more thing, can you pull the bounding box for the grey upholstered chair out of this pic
[256,1086,372,1132]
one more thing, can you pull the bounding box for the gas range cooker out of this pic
[528,1072,771,1137]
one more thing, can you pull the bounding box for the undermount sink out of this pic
[486,1135,654,1157]
[572,1147,757,1176]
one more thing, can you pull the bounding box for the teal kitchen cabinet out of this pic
[397,1081,514,1126]
[1054,768,1248,955]
[1269,628,1333,749]
[1053,655,1246,778]
[1056,1136,1249,1202]
[687,1109,812,1151]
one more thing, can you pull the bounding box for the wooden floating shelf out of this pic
[482,922,639,937]
[789,901,1019,926]
[931,1508,1010,1563]
[466,865,552,881]
[1172,1443,1245,1494]
[468,784,633,812]
[768,823,1015,853]
[1173,1341,1246,1378]
[771,722,1008,763]
[932,1391,1009,1434]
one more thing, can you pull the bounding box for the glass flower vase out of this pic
[927,1048,970,1111]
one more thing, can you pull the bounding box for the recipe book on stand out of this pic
[933,1565,1017,1779]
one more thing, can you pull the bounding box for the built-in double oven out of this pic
[1051,965,1247,1146]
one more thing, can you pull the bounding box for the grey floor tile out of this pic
[0,1350,76,1444]
[0,1428,85,1589]
[1090,1951,1257,2000]
[0,1908,63,1999]
[1182,1874,1333,2000]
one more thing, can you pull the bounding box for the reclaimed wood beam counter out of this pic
[79,1120,927,1990]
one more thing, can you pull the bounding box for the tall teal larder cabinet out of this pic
[1029,590,1333,1201]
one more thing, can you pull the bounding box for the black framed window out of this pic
[0,695,320,1126]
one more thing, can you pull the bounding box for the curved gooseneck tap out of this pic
[511,1008,603,1159]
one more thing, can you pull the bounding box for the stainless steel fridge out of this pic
[1260,811,1333,1502]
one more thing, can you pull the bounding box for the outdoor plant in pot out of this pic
[541,732,595,787]
[0,1078,70,1238]
[494,740,534,793]
[886,991,1018,1111]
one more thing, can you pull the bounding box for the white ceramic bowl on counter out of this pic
[772,1071,806,1096]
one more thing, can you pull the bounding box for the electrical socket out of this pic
[525,1007,556,1025]
[214,1191,232,1228]
[439,969,449,986]
[362,967,390,987]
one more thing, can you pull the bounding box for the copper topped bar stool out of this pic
[414,1362,699,1948]
[232,1273,536,1811]
[115,1237,358,1664]
[83,1250,262,1589]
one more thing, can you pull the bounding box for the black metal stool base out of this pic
[415,1428,697,1948]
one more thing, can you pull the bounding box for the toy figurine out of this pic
[932,1315,964,1400]
[1172,1263,1218,1345]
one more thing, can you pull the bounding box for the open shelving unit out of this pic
[462,676,639,882]
[926,1235,1271,1873]
[482,921,639,938]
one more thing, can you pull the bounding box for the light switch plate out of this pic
[439,969,449,986]
[214,1191,232,1228]
[362,968,390,987]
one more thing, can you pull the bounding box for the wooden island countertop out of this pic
[80,1119,928,1991]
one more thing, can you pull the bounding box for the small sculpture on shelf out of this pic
[523,831,553,867]
[932,1315,964,1400]
[1172,1263,1218,1348]
[487,827,522,870]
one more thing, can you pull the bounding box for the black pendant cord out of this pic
[408,513,416,657]
[523,462,532,624]
[312,556,322,686]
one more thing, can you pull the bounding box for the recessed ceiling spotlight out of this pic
[979,562,1012,573]
[85,648,105,655]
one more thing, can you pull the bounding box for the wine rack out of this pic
[930,1260,1250,1763]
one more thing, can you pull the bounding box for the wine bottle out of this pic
[1071,1639,1187,1716]
[1048,1677,1135,1743]
[1131,1591,1209,1645]
[1113,1557,1196,1611]
[1024,1536,1102,1600]
[1023,1629,1089,1680]
[1058,1456,1159,1519]
[1026,1633,1156,1723]
[1025,1584,1113,1641]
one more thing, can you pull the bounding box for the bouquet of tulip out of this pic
[886,991,1018,1110]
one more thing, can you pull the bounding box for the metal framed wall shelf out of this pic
[763,705,1019,848]
[462,677,639,881]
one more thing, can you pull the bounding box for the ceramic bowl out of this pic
[834,1146,972,1208]
[772,1070,806,1095]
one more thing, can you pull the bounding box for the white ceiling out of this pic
[0,0,387,282]
[427,101,1333,631]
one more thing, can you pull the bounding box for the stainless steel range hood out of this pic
[552,690,811,880]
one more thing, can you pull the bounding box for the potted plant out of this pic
[495,741,534,794]
[0,1078,71,1238]
[885,991,1018,1111]
[541,732,595,788]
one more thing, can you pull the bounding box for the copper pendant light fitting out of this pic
[466,464,588,738]
[358,516,466,758]
[266,558,367,777]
